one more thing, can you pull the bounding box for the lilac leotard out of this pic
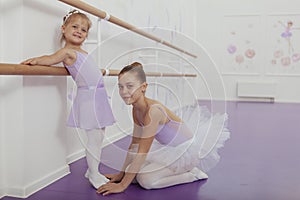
[154,105,193,147]
[64,51,115,130]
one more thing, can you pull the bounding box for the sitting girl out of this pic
[97,62,230,195]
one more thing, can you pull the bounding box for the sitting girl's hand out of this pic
[96,182,127,196]
[105,172,124,183]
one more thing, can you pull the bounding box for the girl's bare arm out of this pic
[118,107,163,188]
[21,48,75,66]
[97,107,163,195]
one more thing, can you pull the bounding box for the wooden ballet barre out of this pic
[58,0,197,59]
[142,72,196,77]
[0,63,196,77]
[0,63,69,76]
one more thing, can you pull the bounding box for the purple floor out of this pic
[3,101,300,200]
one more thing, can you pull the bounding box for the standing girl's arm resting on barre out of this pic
[21,48,75,66]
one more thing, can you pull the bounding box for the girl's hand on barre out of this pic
[21,58,38,65]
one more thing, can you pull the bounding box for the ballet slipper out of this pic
[84,170,89,179]
[190,167,208,180]
[88,172,110,189]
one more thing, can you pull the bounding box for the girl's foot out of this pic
[86,171,109,189]
[190,167,208,180]
[84,169,89,179]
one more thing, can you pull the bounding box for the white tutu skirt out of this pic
[138,105,230,174]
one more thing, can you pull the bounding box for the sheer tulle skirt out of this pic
[139,105,230,174]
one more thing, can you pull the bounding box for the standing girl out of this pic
[97,62,230,195]
[21,10,115,189]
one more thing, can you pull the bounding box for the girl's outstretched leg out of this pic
[85,128,109,189]
[136,163,207,189]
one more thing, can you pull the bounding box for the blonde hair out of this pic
[60,10,92,45]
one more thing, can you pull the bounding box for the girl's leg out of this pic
[85,128,109,189]
[136,163,207,189]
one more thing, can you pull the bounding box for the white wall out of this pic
[0,87,4,198]
[0,0,4,197]
[0,74,5,198]
[0,0,25,197]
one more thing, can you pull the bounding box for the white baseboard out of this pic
[66,149,86,164]
[0,188,5,199]
[5,165,70,199]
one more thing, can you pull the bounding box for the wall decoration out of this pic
[266,15,300,76]
[222,15,261,75]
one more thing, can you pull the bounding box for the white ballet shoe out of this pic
[84,170,89,179]
[88,172,110,189]
[84,170,109,189]
[190,167,208,180]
